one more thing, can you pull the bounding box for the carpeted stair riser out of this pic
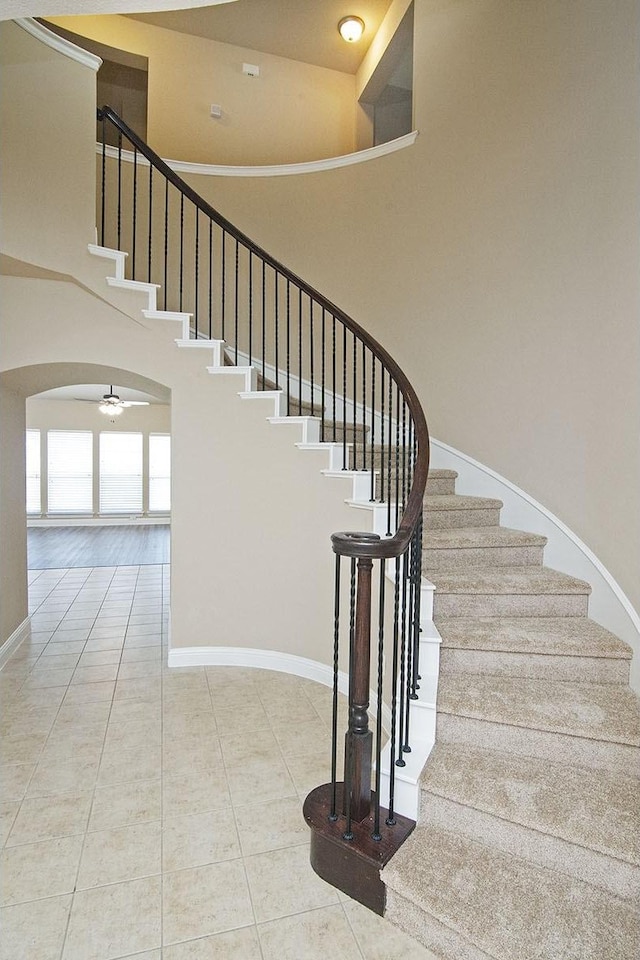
[434,591,589,617]
[424,542,544,569]
[383,825,640,960]
[437,676,640,748]
[385,888,494,960]
[417,791,639,902]
[374,471,457,499]
[424,504,502,530]
[438,647,630,683]
[435,616,632,660]
[436,712,638,774]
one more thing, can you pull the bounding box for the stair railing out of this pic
[97,106,430,909]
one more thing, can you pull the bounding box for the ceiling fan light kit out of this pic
[97,386,149,415]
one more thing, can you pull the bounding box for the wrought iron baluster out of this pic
[373,558,386,841]
[386,556,402,823]
[362,342,367,474]
[248,250,253,367]
[194,207,199,339]
[208,219,213,339]
[261,259,266,389]
[147,161,153,285]
[330,553,341,821]
[343,556,358,840]
[100,112,106,246]
[386,376,393,537]
[298,290,303,415]
[370,355,376,501]
[131,146,137,278]
[320,308,326,441]
[117,130,122,251]
[163,180,168,310]
[179,193,184,313]
[274,269,279,389]
[309,298,315,417]
[234,239,239,364]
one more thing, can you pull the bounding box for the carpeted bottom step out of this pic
[437,675,640,773]
[383,824,640,960]
[437,616,632,683]
[417,742,640,901]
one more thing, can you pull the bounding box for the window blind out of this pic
[149,434,171,512]
[99,432,143,514]
[48,430,93,514]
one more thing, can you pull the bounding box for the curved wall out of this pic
[177,0,640,621]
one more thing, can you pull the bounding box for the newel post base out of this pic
[303,783,415,915]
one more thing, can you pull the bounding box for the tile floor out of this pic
[0,564,436,960]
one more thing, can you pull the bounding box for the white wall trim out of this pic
[15,18,102,71]
[27,515,169,527]
[96,131,419,179]
[0,617,31,670]
[430,437,640,692]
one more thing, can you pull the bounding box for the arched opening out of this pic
[0,362,170,652]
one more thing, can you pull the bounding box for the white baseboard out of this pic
[430,437,640,693]
[28,516,170,527]
[0,618,32,669]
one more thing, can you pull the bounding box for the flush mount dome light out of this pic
[338,16,365,43]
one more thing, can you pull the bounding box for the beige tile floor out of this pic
[0,564,436,960]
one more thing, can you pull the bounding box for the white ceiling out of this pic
[125,0,393,74]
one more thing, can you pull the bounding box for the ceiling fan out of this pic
[96,386,150,416]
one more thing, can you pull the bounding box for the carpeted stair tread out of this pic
[420,742,640,867]
[436,616,631,659]
[382,824,640,960]
[437,674,640,746]
[430,565,591,596]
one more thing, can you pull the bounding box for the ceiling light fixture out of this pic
[99,387,124,416]
[338,16,365,43]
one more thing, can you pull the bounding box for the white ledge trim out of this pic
[16,18,102,71]
[96,130,419,179]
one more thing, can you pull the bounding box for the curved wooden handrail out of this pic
[98,105,430,560]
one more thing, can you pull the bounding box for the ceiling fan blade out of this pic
[121,401,150,407]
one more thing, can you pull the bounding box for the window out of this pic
[99,432,143,514]
[149,434,171,512]
[26,429,41,515]
[48,430,93,513]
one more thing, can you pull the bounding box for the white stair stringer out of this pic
[84,245,439,822]
[88,242,127,280]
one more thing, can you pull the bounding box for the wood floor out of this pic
[27,524,170,569]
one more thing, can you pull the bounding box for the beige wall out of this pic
[0,384,28,644]
[46,14,356,165]
[179,0,640,618]
[0,21,97,275]
[1,273,367,665]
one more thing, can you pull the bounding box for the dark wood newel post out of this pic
[345,556,374,825]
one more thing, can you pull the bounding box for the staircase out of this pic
[90,106,640,957]
[383,472,640,959]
